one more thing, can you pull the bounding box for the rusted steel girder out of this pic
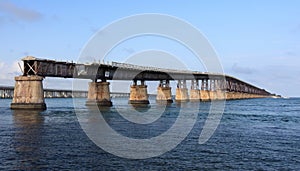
[21,56,271,96]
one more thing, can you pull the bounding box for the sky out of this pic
[0,0,299,97]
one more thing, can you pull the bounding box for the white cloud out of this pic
[0,61,4,69]
[0,60,77,90]
[0,60,22,85]
[231,63,254,75]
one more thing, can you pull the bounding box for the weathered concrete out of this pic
[190,80,200,101]
[224,92,270,100]
[200,90,210,101]
[86,81,112,106]
[156,87,173,103]
[209,90,226,100]
[209,91,216,100]
[236,92,243,99]
[215,90,225,100]
[226,92,242,100]
[11,76,46,110]
[129,84,149,104]
[175,88,189,101]
[176,80,189,101]
[225,92,234,100]
[190,89,201,101]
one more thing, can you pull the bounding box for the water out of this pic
[0,97,299,170]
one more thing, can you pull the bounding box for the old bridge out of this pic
[11,56,275,110]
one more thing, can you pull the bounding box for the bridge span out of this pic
[0,86,87,98]
[0,86,129,99]
[11,56,276,110]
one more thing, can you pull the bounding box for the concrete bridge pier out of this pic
[215,79,226,100]
[175,80,189,101]
[86,81,112,107]
[200,79,210,101]
[226,91,234,100]
[190,80,201,101]
[209,79,219,101]
[10,75,46,110]
[156,80,173,103]
[129,80,149,104]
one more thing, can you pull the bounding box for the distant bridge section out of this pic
[0,86,129,99]
[10,56,276,110]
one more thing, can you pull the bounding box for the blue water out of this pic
[0,98,299,170]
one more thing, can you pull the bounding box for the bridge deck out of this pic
[21,56,271,96]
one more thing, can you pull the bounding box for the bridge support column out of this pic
[225,80,238,100]
[11,76,46,110]
[86,81,112,106]
[225,91,234,100]
[235,92,242,99]
[156,80,173,103]
[175,80,189,101]
[129,80,149,104]
[215,80,225,100]
[200,79,210,101]
[209,80,217,101]
[190,80,200,101]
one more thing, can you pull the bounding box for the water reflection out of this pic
[129,104,151,113]
[86,104,112,112]
[175,100,190,108]
[12,110,44,170]
[156,100,173,108]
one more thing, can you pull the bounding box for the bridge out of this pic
[1,85,88,98]
[0,86,129,99]
[10,56,276,110]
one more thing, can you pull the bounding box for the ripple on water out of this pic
[0,98,299,170]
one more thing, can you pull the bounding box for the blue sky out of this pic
[0,0,299,97]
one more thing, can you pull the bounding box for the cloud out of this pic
[0,15,15,25]
[0,1,42,22]
[90,26,99,33]
[231,63,254,75]
[51,14,60,21]
[0,60,76,90]
[123,48,135,54]
[255,65,300,97]
[284,51,297,57]
[0,61,4,68]
[0,60,22,85]
[23,51,29,56]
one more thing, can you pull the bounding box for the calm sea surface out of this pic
[0,97,299,170]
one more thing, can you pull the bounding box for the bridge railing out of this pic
[112,61,195,74]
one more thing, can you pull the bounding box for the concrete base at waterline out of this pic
[129,85,149,104]
[86,82,112,107]
[190,89,201,101]
[10,76,46,110]
[156,99,173,104]
[175,88,189,102]
[85,100,113,107]
[156,87,173,103]
[200,90,210,101]
[10,103,46,110]
[128,100,150,104]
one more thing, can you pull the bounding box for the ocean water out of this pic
[0,97,299,170]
